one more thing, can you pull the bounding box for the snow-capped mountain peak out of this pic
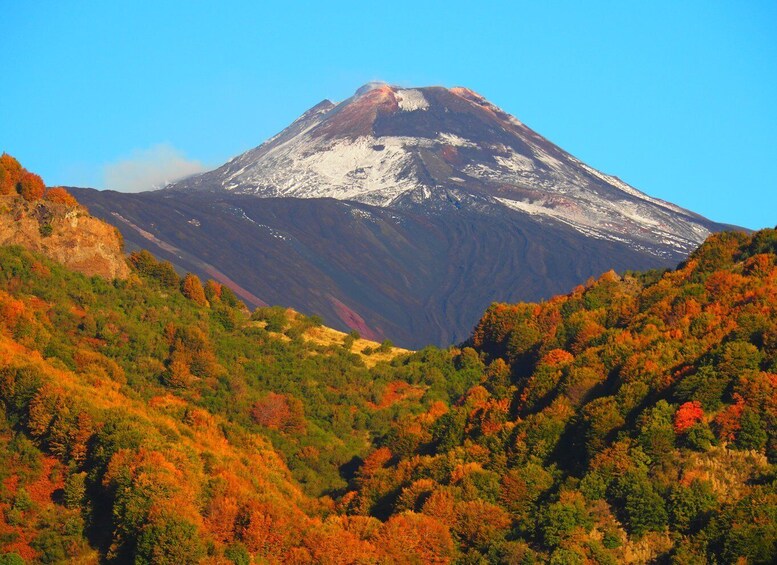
[166,83,723,257]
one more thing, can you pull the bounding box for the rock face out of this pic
[0,195,129,279]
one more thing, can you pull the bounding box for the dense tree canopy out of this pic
[340,227,777,563]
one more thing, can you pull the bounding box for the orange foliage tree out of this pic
[250,392,306,433]
[378,512,456,564]
[303,517,377,564]
[45,186,79,207]
[236,500,293,558]
[454,500,512,551]
[166,349,195,387]
[715,393,746,442]
[0,152,22,194]
[17,171,46,201]
[204,279,222,304]
[674,401,704,434]
[0,164,12,195]
[206,494,240,543]
[181,273,208,306]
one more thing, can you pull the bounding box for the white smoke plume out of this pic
[103,143,207,192]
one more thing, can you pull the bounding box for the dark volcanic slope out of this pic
[73,187,673,347]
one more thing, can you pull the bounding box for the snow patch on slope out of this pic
[220,134,431,206]
[438,133,477,147]
[495,197,548,217]
[575,160,691,216]
[495,194,710,255]
[494,152,535,173]
[395,89,430,111]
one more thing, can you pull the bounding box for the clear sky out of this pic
[2,1,775,229]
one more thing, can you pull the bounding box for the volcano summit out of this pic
[168,83,721,258]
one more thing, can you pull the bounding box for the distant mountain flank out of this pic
[74,84,737,347]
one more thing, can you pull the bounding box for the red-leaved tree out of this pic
[674,401,704,434]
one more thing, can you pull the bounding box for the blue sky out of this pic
[2,1,775,229]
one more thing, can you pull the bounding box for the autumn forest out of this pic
[0,154,775,563]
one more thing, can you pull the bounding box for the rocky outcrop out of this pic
[0,195,129,279]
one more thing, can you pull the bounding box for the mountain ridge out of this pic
[0,154,128,280]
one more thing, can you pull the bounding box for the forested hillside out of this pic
[0,154,774,563]
[342,228,777,563]
[0,244,485,563]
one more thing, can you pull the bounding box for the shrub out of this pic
[129,250,180,288]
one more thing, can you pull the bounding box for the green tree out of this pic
[670,480,716,533]
[539,493,593,547]
[735,408,767,451]
[63,471,87,510]
[621,473,668,537]
[135,514,205,565]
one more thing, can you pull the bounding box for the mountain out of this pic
[73,84,736,347]
[167,83,722,258]
[1,225,775,563]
